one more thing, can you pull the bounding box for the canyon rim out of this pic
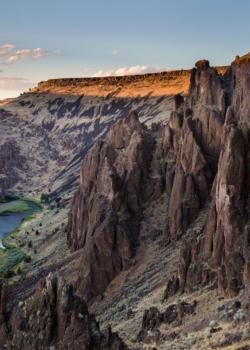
[0,1,250,349]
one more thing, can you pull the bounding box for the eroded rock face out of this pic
[231,53,250,125]
[67,53,250,305]
[243,227,250,302]
[163,62,219,238]
[0,274,127,350]
[201,56,250,297]
[67,112,153,301]
[205,123,246,297]
[162,53,250,301]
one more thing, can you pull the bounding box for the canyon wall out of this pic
[163,53,250,300]
[0,54,249,349]
[68,54,250,305]
[0,69,191,196]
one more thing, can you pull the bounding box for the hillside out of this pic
[0,55,249,350]
[0,69,192,199]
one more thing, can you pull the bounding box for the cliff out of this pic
[66,54,250,348]
[0,68,194,197]
[0,274,127,350]
[33,70,192,97]
[67,112,154,300]
[0,54,249,350]
[32,67,227,97]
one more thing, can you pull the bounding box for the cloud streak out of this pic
[0,44,53,64]
[93,65,165,77]
[0,76,33,90]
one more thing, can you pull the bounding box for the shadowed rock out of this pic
[0,274,128,350]
[67,112,154,301]
[163,53,250,300]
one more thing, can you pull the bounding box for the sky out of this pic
[0,0,249,99]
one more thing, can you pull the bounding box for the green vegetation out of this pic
[41,193,49,203]
[0,248,26,278]
[0,200,32,215]
[1,197,43,246]
[0,196,43,281]
[20,196,43,209]
[24,255,31,263]
[0,194,18,203]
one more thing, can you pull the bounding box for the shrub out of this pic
[24,256,31,263]
[0,249,25,277]
[3,269,15,278]
[41,193,49,203]
[55,196,61,203]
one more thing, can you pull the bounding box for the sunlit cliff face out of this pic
[31,66,227,98]
[32,70,192,97]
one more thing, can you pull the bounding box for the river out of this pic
[0,200,40,249]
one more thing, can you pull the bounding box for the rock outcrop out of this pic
[137,300,197,343]
[33,70,192,97]
[68,53,250,305]
[67,112,153,301]
[0,274,127,350]
[1,54,250,350]
[243,226,250,303]
[163,60,226,239]
[163,53,250,302]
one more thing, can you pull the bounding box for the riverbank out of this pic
[0,196,43,281]
[0,200,33,216]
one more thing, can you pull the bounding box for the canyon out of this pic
[0,54,249,350]
[0,69,191,197]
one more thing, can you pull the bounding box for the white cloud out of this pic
[0,44,53,64]
[0,44,15,56]
[33,47,49,59]
[93,65,165,77]
[6,49,31,64]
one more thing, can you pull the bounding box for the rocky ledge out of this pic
[0,274,127,350]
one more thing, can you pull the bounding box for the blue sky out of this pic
[0,0,249,98]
